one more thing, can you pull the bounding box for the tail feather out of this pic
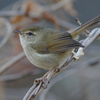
[71,15,100,37]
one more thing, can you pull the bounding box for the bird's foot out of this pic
[34,75,49,89]
[34,67,58,89]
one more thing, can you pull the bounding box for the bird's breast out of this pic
[23,46,60,70]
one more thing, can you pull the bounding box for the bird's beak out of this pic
[14,30,22,35]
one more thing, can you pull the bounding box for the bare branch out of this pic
[39,55,100,100]
[0,52,25,75]
[0,67,33,81]
[0,18,12,49]
[46,0,71,11]
[0,68,44,81]
[0,11,24,16]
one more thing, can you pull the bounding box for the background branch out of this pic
[0,52,25,75]
[0,18,12,49]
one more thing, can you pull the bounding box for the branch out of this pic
[45,0,71,11]
[39,56,100,100]
[0,11,24,16]
[0,67,32,81]
[0,18,12,49]
[23,28,100,100]
[0,52,25,75]
[0,0,71,16]
[0,68,44,81]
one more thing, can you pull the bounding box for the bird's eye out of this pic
[26,32,34,36]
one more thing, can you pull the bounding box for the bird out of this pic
[14,15,100,80]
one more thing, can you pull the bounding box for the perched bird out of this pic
[14,15,100,77]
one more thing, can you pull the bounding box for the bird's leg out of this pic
[35,72,50,83]
[34,67,58,89]
[35,67,60,85]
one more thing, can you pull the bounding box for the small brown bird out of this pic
[14,15,100,77]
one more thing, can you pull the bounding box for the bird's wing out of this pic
[32,32,83,54]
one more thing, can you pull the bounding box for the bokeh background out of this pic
[0,0,100,100]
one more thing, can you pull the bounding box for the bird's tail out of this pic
[71,15,100,37]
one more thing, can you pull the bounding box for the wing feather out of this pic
[32,32,83,54]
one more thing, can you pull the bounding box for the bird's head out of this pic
[14,26,44,44]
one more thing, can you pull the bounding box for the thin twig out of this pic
[45,0,71,12]
[0,52,25,75]
[0,67,33,81]
[75,18,90,35]
[0,11,24,16]
[0,0,70,16]
[23,28,100,100]
[0,68,44,82]
[0,18,12,49]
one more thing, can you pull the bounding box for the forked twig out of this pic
[75,18,90,35]
[23,28,100,100]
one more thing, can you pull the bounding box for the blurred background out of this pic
[0,0,100,100]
